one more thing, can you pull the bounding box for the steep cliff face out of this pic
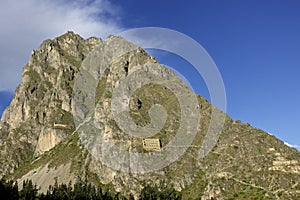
[1,32,300,199]
[0,32,101,175]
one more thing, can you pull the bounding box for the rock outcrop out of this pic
[0,32,300,199]
[0,31,101,175]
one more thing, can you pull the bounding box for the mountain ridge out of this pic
[0,32,299,199]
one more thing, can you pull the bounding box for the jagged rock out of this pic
[0,31,102,175]
[0,32,299,199]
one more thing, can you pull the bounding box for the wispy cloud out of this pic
[0,0,123,92]
[284,142,300,151]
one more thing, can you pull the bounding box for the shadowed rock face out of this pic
[1,32,300,199]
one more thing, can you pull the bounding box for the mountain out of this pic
[0,31,299,199]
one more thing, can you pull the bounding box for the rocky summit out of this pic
[0,31,300,199]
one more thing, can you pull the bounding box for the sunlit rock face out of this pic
[1,32,300,199]
[0,32,102,175]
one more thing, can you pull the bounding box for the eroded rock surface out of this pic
[1,32,300,199]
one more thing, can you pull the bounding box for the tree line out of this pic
[0,178,181,200]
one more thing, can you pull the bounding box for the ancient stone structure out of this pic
[1,32,300,199]
[142,138,161,151]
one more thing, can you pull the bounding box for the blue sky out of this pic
[0,0,300,150]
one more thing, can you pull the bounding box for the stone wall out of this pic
[142,138,161,151]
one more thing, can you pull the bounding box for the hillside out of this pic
[0,32,299,199]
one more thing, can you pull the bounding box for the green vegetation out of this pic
[9,133,83,180]
[24,70,41,95]
[181,170,207,199]
[139,185,181,200]
[0,179,19,199]
[47,133,83,169]
[229,186,272,200]
[2,32,300,200]
[129,83,180,149]
[0,178,181,200]
[95,77,107,105]
[24,70,41,82]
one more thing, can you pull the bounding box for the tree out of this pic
[139,184,182,200]
[19,180,38,200]
[0,178,19,200]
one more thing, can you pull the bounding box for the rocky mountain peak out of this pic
[0,32,299,199]
[0,32,102,174]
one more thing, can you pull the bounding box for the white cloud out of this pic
[266,131,273,136]
[284,142,300,151]
[0,0,123,92]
